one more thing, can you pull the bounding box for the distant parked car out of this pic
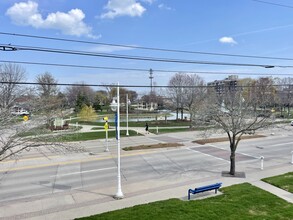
[11,109,30,116]
[291,121,293,126]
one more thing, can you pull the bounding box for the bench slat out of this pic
[188,183,222,200]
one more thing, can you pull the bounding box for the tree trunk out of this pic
[229,150,236,175]
[229,136,236,176]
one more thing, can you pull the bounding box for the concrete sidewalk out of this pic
[0,127,292,220]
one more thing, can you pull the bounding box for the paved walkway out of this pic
[0,125,292,219]
[251,180,293,203]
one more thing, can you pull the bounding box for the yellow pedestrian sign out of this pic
[23,115,29,122]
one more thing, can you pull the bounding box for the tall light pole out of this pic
[126,94,131,136]
[110,83,124,199]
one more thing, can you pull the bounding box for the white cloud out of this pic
[141,0,156,4]
[219,37,237,45]
[101,0,146,19]
[6,1,98,38]
[158,3,172,10]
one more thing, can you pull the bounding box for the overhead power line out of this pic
[251,0,293,9]
[0,81,292,89]
[0,44,289,68]
[1,31,293,61]
[1,59,293,76]
[0,81,208,88]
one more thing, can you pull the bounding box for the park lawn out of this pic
[262,172,293,193]
[17,125,82,137]
[32,130,141,142]
[76,183,293,220]
[90,127,104,130]
[70,119,191,127]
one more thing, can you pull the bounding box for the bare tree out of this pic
[36,72,59,98]
[168,73,205,121]
[168,73,186,120]
[33,95,65,126]
[65,83,95,110]
[182,74,205,124]
[252,77,276,112]
[200,84,272,176]
[0,63,26,109]
[0,107,83,162]
[274,77,293,116]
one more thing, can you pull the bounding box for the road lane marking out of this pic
[50,167,116,178]
[270,142,293,147]
[186,148,230,163]
[0,150,158,172]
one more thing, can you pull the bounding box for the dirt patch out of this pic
[123,142,184,151]
[193,135,266,145]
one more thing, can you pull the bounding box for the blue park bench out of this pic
[188,182,222,200]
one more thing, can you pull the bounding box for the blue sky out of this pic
[1,0,293,92]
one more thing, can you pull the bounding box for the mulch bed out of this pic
[193,135,266,145]
[123,142,184,151]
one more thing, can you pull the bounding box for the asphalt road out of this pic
[0,129,292,204]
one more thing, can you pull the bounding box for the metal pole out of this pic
[126,94,129,136]
[105,129,109,152]
[156,126,158,134]
[115,82,124,199]
[260,156,264,170]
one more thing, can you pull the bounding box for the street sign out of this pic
[23,115,29,122]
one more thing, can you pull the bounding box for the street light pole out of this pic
[126,94,129,136]
[111,82,124,199]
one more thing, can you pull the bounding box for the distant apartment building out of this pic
[207,75,239,94]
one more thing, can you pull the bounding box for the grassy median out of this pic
[262,172,293,193]
[76,183,293,220]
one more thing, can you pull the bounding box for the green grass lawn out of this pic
[262,172,293,193]
[70,119,191,127]
[17,125,82,137]
[76,183,293,220]
[90,127,104,130]
[31,130,141,142]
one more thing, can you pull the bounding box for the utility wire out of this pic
[0,81,211,88]
[0,81,292,89]
[0,44,286,68]
[1,31,293,61]
[251,0,293,9]
[1,59,293,76]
